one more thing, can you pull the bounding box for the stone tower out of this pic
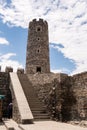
[26,19,50,74]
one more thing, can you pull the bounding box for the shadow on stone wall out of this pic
[0,72,12,118]
[60,77,77,122]
[44,77,77,122]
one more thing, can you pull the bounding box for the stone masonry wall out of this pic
[27,73,60,101]
[60,76,76,121]
[0,72,12,117]
[26,19,50,74]
[27,73,61,120]
[0,70,87,122]
[27,73,76,121]
[71,72,87,121]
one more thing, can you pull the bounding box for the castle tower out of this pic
[26,19,50,74]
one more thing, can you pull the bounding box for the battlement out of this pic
[29,18,48,29]
[5,66,13,73]
[31,18,47,24]
[17,68,24,74]
[0,66,24,73]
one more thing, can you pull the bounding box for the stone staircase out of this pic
[18,74,50,121]
[10,73,33,124]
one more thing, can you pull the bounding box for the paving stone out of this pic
[19,121,87,130]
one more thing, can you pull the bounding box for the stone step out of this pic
[30,104,45,107]
[27,99,43,103]
[28,100,44,103]
[30,107,45,110]
[32,110,47,113]
[4,119,21,130]
[18,74,50,121]
[27,99,45,103]
[34,115,50,120]
[34,118,50,121]
[33,113,49,117]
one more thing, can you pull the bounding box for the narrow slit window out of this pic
[38,50,39,53]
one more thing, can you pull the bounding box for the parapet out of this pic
[5,66,13,73]
[32,18,47,24]
[29,18,48,29]
[17,68,24,74]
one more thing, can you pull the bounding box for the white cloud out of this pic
[0,0,87,74]
[51,68,70,74]
[0,53,23,72]
[0,53,16,60]
[0,37,9,45]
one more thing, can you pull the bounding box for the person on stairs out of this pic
[7,103,13,119]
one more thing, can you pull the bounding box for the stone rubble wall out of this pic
[0,72,12,117]
[17,68,24,74]
[27,73,76,121]
[27,72,87,122]
[27,73,61,101]
[26,19,50,74]
[71,72,87,121]
[0,70,87,122]
[60,76,77,121]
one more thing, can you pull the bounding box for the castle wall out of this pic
[0,72,12,117]
[0,70,87,122]
[71,72,87,120]
[60,75,77,121]
[27,73,76,121]
[27,72,87,122]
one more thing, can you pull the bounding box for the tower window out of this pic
[36,67,41,72]
[37,27,41,31]
[37,49,39,53]
[36,26,42,32]
[37,37,40,41]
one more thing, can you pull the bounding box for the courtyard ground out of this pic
[1,119,87,130]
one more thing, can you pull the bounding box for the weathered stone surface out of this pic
[27,73,74,121]
[27,72,87,122]
[26,19,50,74]
[0,72,12,117]
[0,71,86,122]
[71,72,87,121]
[17,68,24,74]
[5,67,13,73]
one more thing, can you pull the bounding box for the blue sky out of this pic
[0,0,87,75]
